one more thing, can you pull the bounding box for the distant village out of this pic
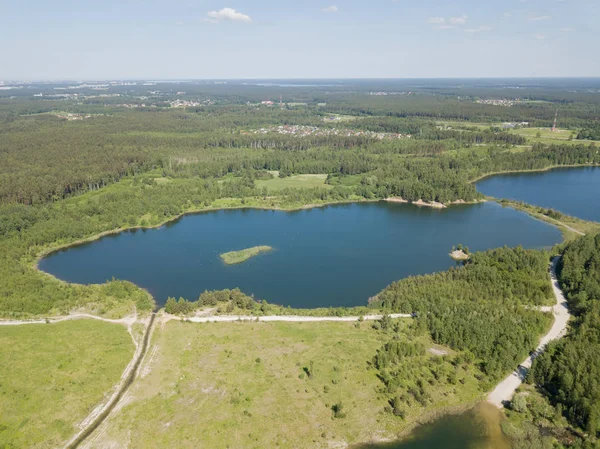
[475,98,520,107]
[246,125,412,140]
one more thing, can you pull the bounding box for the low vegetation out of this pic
[0,320,134,449]
[220,245,273,265]
[164,287,373,317]
[90,320,480,448]
[255,173,330,192]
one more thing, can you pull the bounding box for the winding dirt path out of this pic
[0,312,139,346]
[0,313,136,327]
[541,215,585,236]
[64,313,155,449]
[487,257,571,407]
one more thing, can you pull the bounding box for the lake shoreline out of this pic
[384,197,485,209]
[37,161,599,274]
[469,163,600,184]
[349,400,484,448]
[33,196,565,308]
[33,197,487,280]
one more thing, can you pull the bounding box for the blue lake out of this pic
[39,201,561,308]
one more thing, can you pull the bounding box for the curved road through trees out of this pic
[487,257,571,407]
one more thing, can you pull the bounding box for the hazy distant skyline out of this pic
[2,0,598,80]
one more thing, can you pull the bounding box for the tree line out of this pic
[530,234,600,438]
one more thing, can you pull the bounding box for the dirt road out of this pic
[487,257,570,407]
[162,312,413,324]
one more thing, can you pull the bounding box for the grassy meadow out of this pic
[92,319,482,449]
[512,127,600,146]
[0,320,134,449]
[255,173,331,192]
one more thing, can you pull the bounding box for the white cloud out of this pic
[206,7,252,23]
[428,17,446,24]
[560,27,573,32]
[428,14,467,29]
[465,25,492,33]
[449,14,468,25]
[534,33,547,40]
[503,12,511,17]
[322,5,339,13]
[529,15,551,21]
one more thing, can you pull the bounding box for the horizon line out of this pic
[3,76,600,83]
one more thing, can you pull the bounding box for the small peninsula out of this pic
[220,246,273,265]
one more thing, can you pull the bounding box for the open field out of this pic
[436,120,492,130]
[512,127,600,146]
[514,127,573,141]
[90,320,482,448]
[220,245,273,265]
[256,173,331,192]
[436,122,600,147]
[0,320,134,449]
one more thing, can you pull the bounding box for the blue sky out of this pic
[1,0,598,79]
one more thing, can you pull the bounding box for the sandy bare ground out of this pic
[542,215,585,236]
[161,312,413,325]
[0,313,136,327]
[487,257,571,407]
[0,312,140,348]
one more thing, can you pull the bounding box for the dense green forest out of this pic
[2,80,600,205]
[370,247,553,382]
[1,110,598,205]
[578,127,600,141]
[370,315,481,419]
[530,235,600,438]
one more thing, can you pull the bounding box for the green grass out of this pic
[220,246,273,265]
[93,320,482,449]
[511,127,600,146]
[0,320,134,449]
[436,120,492,130]
[255,173,331,192]
[326,174,363,187]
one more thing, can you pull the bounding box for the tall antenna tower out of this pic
[552,109,558,132]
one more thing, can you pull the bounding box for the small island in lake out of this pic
[220,246,273,265]
[450,244,470,261]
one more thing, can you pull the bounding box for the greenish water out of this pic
[355,404,511,449]
[476,166,600,222]
[39,201,560,308]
